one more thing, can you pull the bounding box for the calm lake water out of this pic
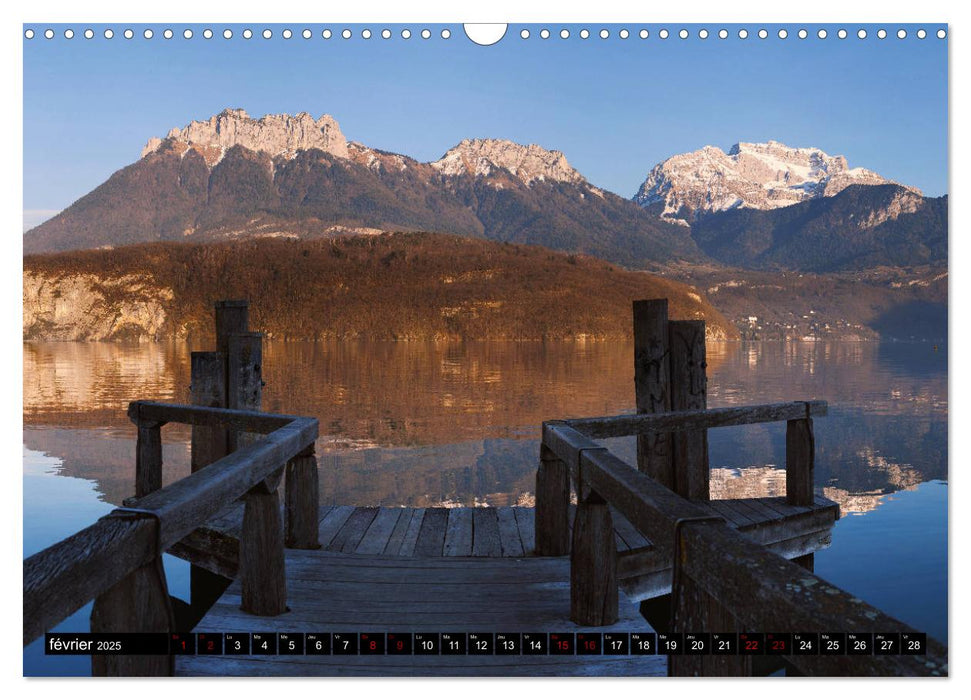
[23,339,947,675]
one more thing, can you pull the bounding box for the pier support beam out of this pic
[669,320,709,501]
[570,491,618,626]
[240,487,288,616]
[633,300,673,487]
[786,417,815,507]
[91,556,174,676]
[535,444,571,556]
[134,421,164,498]
[286,450,321,549]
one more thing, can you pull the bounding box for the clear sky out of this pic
[23,22,948,220]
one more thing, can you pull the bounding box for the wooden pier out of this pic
[22,299,947,677]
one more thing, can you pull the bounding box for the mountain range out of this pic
[23,109,947,274]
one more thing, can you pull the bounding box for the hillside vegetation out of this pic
[24,232,737,342]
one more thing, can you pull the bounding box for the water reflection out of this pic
[23,340,946,512]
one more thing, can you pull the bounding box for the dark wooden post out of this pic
[134,421,163,498]
[240,484,288,616]
[669,320,709,501]
[669,524,751,677]
[190,351,227,472]
[633,300,673,487]
[786,417,815,507]
[534,443,571,556]
[226,332,263,452]
[285,448,321,549]
[215,300,249,355]
[90,557,175,676]
[570,490,618,626]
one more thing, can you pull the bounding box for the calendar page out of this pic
[20,7,949,682]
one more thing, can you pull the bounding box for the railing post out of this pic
[134,420,163,498]
[570,489,618,626]
[786,416,815,507]
[190,351,228,472]
[669,521,751,676]
[669,320,709,501]
[226,331,264,452]
[534,442,571,556]
[240,483,288,616]
[285,447,321,549]
[90,553,174,676]
[633,299,674,487]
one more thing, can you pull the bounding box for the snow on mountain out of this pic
[634,140,921,224]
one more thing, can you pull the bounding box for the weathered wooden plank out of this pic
[355,508,403,555]
[226,332,263,452]
[668,320,709,501]
[786,417,815,507]
[240,490,287,616]
[705,499,756,528]
[570,493,618,626]
[318,505,356,548]
[395,508,426,557]
[90,557,174,676]
[472,508,502,558]
[609,507,652,551]
[632,299,673,485]
[571,503,627,552]
[513,506,536,554]
[414,508,448,557]
[285,454,320,549]
[130,401,295,434]
[327,507,379,554]
[382,507,415,556]
[755,496,808,520]
[564,401,828,440]
[534,444,571,556]
[443,508,474,557]
[496,506,525,558]
[190,351,228,473]
[732,498,783,524]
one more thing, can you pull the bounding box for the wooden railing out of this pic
[23,401,320,676]
[535,402,947,676]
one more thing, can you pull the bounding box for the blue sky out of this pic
[23,23,948,220]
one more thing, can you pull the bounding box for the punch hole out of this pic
[163,29,173,39]
[362,29,372,39]
[560,29,569,39]
[464,24,506,45]
[381,29,391,39]
[599,29,609,39]
[64,29,74,39]
[817,29,827,39]
[143,29,153,39]
[203,29,213,39]
[540,29,550,39]
[223,29,233,39]
[858,29,867,39]
[282,29,293,39]
[798,29,808,39]
[738,28,748,39]
[322,29,332,39]
[937,29,946,39]
[758,29,768,39]
[24,28,34,39]
[639,29,649,39]
[401,29,411,39]
[441,29,451,39]
[679,29,688,39]
[302,29,311,39]
[242,29,253,39]
[619,28,629,39]
[718,29,728,39]
[837,29,847,39]
[699,29,709,39]
[421,29,431,39]
[897,29,907,39]
[877,29,887,39]
[520,29,530,39]
[778,29,788,39]
[263,29,273,39]
[84,29,94,39]
[124,29,134,39]
[104,29,114,39]
[917,29,926,39]
[580,29,589,39]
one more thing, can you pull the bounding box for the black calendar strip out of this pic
[45,632,929,656]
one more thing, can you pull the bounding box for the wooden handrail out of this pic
[563,400,827,439]
[23,408,318,646]
[129,400,300,433]
[540,414,947,675]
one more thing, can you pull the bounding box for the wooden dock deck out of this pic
[177,552,667,676]
[173,495,839,602]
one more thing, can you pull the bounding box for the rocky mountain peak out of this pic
[635,140,921,224]
[141,108,349,165]
[430,138,586,186]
